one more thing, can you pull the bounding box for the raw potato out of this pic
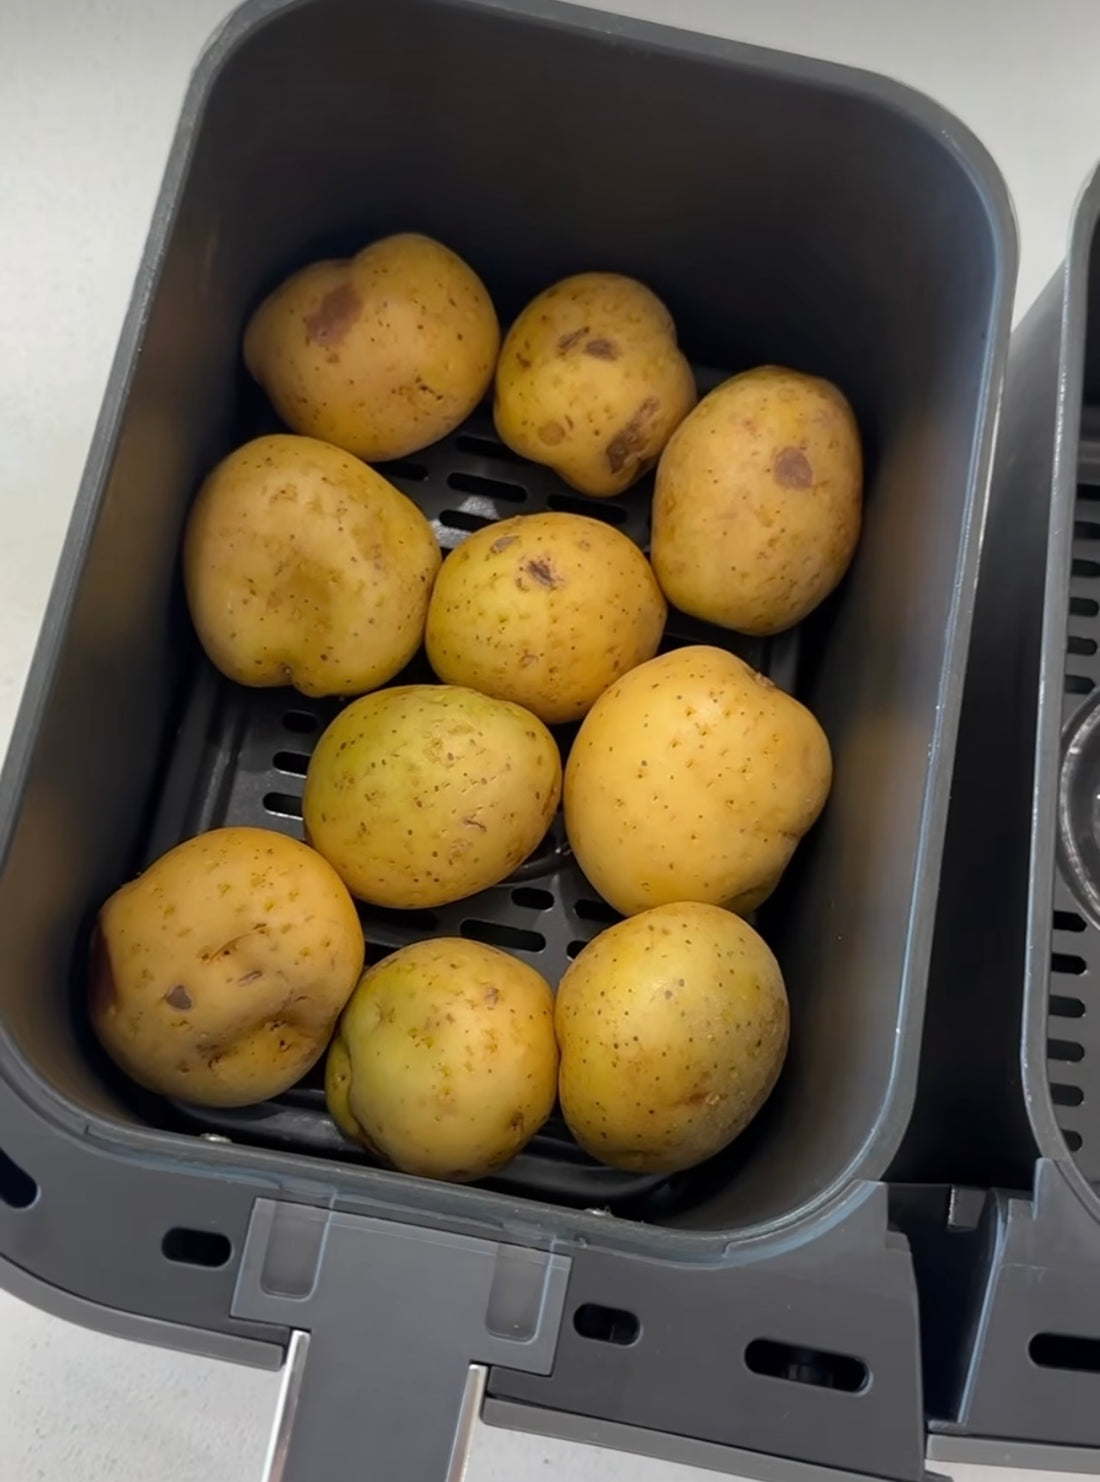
[425,511,667,723]
[243,233,500,461]
[494,273,696,496]
[326,938,558,1181]
[652,366,862,635]
[557,902,788,1174]
[303,685,562,908]
[184,434,441,697]
[564,646,831,916]
[89,827,364,1107]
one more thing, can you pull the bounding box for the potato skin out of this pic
[425,511,666,723]
[326,939,558,1181]
[493,273,696,496]
[243,233,500,461]
[557,902,788,1173]
[303,685,562,908]
[652,366,862,635]
[90,827,364,1107]
[564,646,831,916]
[183,434,441,697]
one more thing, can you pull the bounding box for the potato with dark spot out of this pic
[326,938,558,1181]
[244,233,500,460]
[652,366,862,634]
[184,435,440,697]
[564,646,831,916]
[90,827,364,1107]
[303,685,562,908]
[557,902,788,1173]
[425,511,666,723]
[493,273,696,496]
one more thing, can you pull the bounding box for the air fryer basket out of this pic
[0,0,1013,1248]
[0,1,1015,1476]
[898,163,1100,1457]
[1027,168,1100,1208]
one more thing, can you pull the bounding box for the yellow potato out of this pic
[652,366,862,635]
[326,938,558,1181]
[184,434,441,697]
[557,902,788,1173]
[494,273,696,496]
[303,685,561,908]
[425,511,666,723]
[564,645,831,915]
[89,827,364,1107]
[244,233,500,460]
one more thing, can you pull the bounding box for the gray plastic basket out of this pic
[0,1,1014,1477]
[892,162,1100,1457]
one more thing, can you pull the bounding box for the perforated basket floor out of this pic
[143,387,799,1212]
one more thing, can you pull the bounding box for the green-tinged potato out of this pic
[425,511,666,723]
[326,938,558,1181]
[564,646,831,916]
[303,685,561,908]
[652,366,862,635]
[90,827,364,1107]
[244,233,500,460]
[184,434,440,697]
[494,273,696,496]
[557,902,788,1173]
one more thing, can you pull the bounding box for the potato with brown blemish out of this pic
[326,938,558,1181]
[564,645,831,916]
[89,827,364,1107]
[425,511,666,723]
[652,366,862,635]
[184,434,440,697]
[557,902,788,1173]
[493,273,696,496]
[243,233,500,460]
[303,685,562,908]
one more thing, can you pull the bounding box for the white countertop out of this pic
[3,0,1100,1477]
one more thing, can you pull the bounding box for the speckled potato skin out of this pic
[303,685,562,908]
[89,827,364,1107]
[564,646,832,916]
[425,511,666,723]
[326,938,558,1181]
[556,902,788,1173]
[183,435,441,697]
[652,366,862,635]
[243,233,500,461]
[493,273,696,497]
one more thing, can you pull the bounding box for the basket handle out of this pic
[232,1200,570,1482]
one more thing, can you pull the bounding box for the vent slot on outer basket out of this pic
[1052,1083,1085,1107]
[745,1338,869,1393]
[162,1227,232,1267]
[1048,1038,1085,1063]
[1030,1332,1100,1372]
[0,1148,37,1209]
[574,1303,640,1346]
[1055,910,1088,933]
